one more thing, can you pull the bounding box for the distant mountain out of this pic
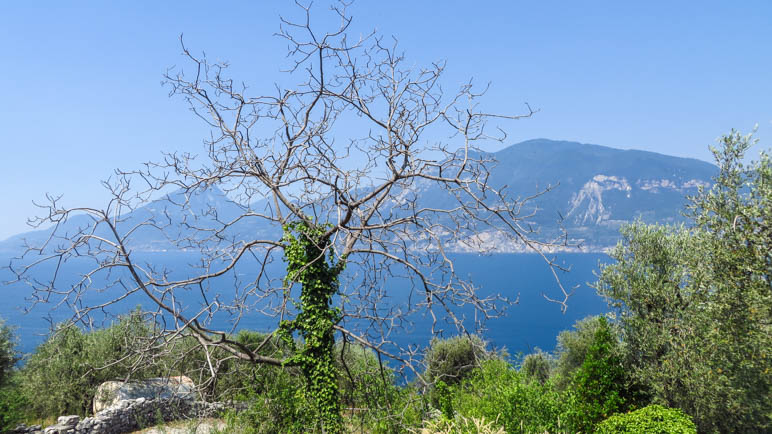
[0,139,716,255]
[479,139,716,250]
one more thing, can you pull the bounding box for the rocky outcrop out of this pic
[567,175,631,225]
[10,398,244,434]
[93,376,195,414]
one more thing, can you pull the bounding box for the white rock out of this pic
[93,376,196,414]
[57,415,80,426]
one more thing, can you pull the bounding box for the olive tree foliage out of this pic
[0,319,17,387]
[520,349,552,385]
[9,1,569,426]
[595,130,771,433]
[20,312,162,418]
[424,335,494,386]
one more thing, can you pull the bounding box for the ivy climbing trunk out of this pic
[280,221,344,433]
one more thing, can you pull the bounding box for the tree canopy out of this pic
[595,130,771,432]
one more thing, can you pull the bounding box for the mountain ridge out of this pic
[0,139,717,254]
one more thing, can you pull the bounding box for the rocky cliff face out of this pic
[483,139,716,250]
[565,175,710,227]
[567,175,632,225]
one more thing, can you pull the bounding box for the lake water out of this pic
[0,252,610,359]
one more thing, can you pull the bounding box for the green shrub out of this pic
[169,329,333,433]
[0,317,24,431]
[566,316,628,432]
[0,319,18,388]
[355,382,426,434]
[20,310,161,417]
[433,380,454,420]
[414,414,507,434]
[0,374,28,432]
[596,404,697,434]
[520,349,552,385]
[0,321,28,430]
[168,329,296,402]
[335,341,399,415]
[448,359,569,433]
[552,315,610,389]
[424,335,492,385]
[214,339,412,434]
[227,366,316,434]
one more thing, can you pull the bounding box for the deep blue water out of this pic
[0,252,609,359]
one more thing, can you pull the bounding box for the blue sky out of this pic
[1,1,770,240]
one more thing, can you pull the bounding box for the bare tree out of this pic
[11,2,570,430]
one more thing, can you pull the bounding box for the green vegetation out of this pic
[228,366,314,434]
[443,359,568,433]
[596,130,771,432]
[552,315,610,389]
[0,373,28,432]
[0,319,27,432]
[335,342,392,417]
[279,220,347,433]
[564,316,629,432]
[595,405,697,434]
[20,310,161,417]
[0,314,698,433]
[424,335,493,385]
[520,349,552,385]
[171,329,297,402]
[0,319,16,387]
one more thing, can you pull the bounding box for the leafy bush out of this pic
[335,341,391,408]
[169,329,296,402]
[520,349,552,385]
[596,404,697,434]
[566,316,629,432]
[0,321,27,430]
[0,373,28,432]
[448,359,569,433]
[433,380,454,419]
[20,311,161,417]
[225,366,316,434]
[0,319,18,387]
[424,335,492,385]
[168,329,333,433]
[551,315,609,389]
[357,383,426,434]
[214,339,413,434]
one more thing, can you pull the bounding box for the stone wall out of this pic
[10,398,245,434]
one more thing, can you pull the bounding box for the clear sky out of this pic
[1,1,770,241]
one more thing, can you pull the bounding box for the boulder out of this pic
[93,376,195,414]
[56,416,79,427]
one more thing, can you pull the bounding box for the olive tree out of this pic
[0,319,16,387]
[595,130,771,432]
[10,2,569,430]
